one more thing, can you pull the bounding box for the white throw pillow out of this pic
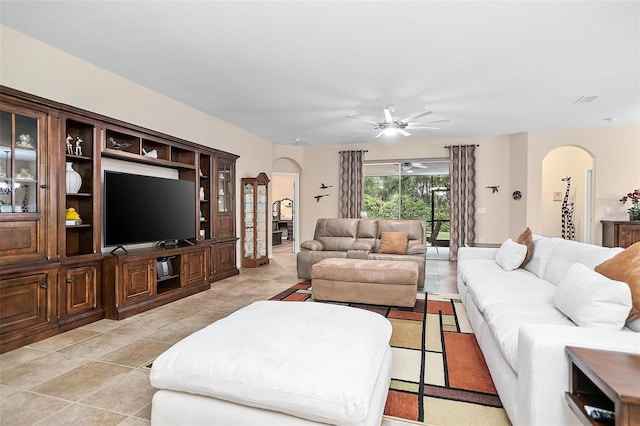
[554,263,632,330]
[495,238,528,271]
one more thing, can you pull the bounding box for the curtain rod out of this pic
[444,144,480,148]
[338,150,369,153]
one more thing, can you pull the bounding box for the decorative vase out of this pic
[65,162,82,193]
[630,210,640,221]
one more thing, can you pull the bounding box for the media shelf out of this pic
[565,346,640,426]
[102,244,209,320]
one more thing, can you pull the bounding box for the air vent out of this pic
[573,95,599,104]
[291,138,310,146]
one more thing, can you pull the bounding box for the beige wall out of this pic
[277,127,638,246]
[527,126,640,245]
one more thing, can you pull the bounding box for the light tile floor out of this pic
[0,247,456,426]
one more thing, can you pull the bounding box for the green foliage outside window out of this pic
[363,174,451,238]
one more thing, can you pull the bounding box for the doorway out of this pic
[272,172,299,253]
[541,146,594,242]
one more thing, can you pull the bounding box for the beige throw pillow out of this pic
[378,232,408,255]
[595,242,640,321]
[516,227,533,268]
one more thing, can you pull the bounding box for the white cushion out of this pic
[484,303,575,372]
[461,260,556,313]
[150,301,392,425]
[523,237,561,278]
[554,263,632,330]
[495,239,527,271]
[544,240,624,286]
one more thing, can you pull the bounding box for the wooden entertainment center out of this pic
[0,86,239,352]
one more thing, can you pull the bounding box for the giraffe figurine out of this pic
[561,176,575,240]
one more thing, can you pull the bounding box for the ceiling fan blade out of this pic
[398,129,411,137]
[346,115,378,124]
[384,108,393,123]
[374,130,385,138]
[400,110,432,122]
[406,126,440,130]
[410,119,451,124]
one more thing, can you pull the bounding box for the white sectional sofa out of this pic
[457,236,640,426]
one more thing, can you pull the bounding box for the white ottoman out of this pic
[150,301,393,426]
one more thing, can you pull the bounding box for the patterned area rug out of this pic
[269,283,510,425]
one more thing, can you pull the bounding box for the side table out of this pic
[565,346,640,425]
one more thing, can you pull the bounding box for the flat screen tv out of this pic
[104,171,196,250]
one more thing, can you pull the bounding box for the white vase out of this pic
[65,162,82,193]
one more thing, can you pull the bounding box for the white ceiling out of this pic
[1,1,638,147]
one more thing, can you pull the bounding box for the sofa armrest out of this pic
[300,240,324,251]
[457,247,498,262]
[517,324,640,426]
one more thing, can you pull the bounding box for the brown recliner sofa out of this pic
[297,218,427,288]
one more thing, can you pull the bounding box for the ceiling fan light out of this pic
[384,128,398,136]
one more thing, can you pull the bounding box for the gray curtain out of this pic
[449,145,477,261]
[339,150,365,218]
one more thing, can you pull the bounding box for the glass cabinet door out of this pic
[217,160,232,213]
[243,183,254,259]
[0,111,39,214]
[256,183,267,258]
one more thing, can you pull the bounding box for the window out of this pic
[363,159,450,243]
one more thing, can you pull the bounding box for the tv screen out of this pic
[104,171,196,247]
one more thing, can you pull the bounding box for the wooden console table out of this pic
[601,221,640,248]
[565,346,640,426]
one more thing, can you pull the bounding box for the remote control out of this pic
[585,405,615,424]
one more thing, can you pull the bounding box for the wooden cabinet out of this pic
[182,250,206,286]
[241,173,270,268]
[0,266,58,352]
[102,245,210,320]
[565,346,640,426]
[60,264,99,318]
[0,86,239,352]
[0,101,52,266]
[601,221,640,248]
[209,240,238,280]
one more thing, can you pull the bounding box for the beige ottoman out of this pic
[311,258,418,307]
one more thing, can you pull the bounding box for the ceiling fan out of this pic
[346,107,450,138]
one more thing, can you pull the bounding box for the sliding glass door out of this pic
[363,159,450,244]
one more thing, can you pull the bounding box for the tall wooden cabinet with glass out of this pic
[208,154,239,280]
[0,96,58,352]
[241,172,269,268]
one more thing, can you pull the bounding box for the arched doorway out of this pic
[541,146,594,242]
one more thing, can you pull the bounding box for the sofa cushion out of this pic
[459,259,557,313]
[495,238,527,271]
[378,232,408,255]
[484,303,575,372]
[150,301,392,424]
[543,240,621,286]
[555,263,632,329]
[523,237,561,278]
[595,242,640,321]
[516,227,533,267]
